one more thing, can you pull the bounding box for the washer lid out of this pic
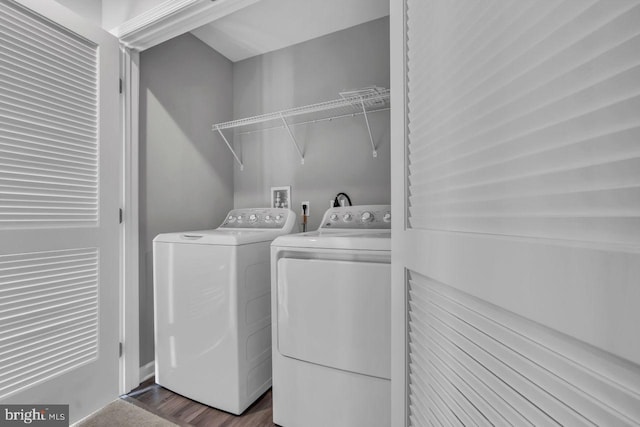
[272,229,391,251]
[154,228,289,245]
[154,207,296,245]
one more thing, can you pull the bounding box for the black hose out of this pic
[333,192,352,207]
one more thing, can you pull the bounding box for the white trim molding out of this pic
[389,0,408,424]
[119,46,141,395]
[140,361,155,383]
[111,0,261,51]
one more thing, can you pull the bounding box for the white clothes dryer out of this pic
[271,205,391,427]
[153,208,295,415]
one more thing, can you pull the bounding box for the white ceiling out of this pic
[191,0,389,62]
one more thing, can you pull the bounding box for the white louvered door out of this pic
[391,0,640,425]
[0,0,120,423]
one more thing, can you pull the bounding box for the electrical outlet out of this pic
[301,201,310,215]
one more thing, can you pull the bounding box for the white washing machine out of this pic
[153,208,295,415]
[271,205,391,427]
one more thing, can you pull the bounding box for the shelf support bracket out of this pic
[280,113,305,164]
[214,126,244,171]
[359,97,377,158]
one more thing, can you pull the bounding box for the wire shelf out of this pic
[213,87,390,133]
[212,87,390,169]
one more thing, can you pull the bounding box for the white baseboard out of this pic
[140,360,155,383]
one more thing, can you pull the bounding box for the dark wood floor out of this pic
[123,377,276,427]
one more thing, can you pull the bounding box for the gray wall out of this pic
[139,33,234,365]
[233,17,390,230]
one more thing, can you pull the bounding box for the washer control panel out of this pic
[220,208,294,229]
[320,205,391,229]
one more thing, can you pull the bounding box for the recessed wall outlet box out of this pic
[301,201,310,215]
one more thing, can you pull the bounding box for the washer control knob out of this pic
[361,212,374,223]
[236,215,243,223]
[343,213,353,222]
[383,212,391,222]
[264,215,272,222]
[275,214,283,223]
[227,215,236,222]
[248,214,258,223]
[330,213,339,222]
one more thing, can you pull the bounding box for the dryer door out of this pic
[276,257,390,379]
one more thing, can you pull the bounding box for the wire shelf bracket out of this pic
[212,87,389,169]
[214,125,243,171]
[359,97,377,158]
[280,113,305,164]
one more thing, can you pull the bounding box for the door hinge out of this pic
[119,208,123,224]
[119,342,123,358]
[119,78,123,94]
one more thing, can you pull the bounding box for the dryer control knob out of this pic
[248,214,258,223]
[343,213,353,222]
[383,212,391,222]
[227,215,236,222]
[330,213,339,221]
[275,214,283,223]
[264,215,272,222]
[361,212,374,222]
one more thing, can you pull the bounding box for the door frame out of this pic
[120,46,141,394]
[115,0,268,392]
[389,0,407,425]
